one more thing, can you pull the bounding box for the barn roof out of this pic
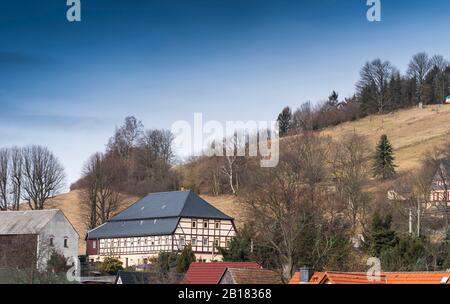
[87,190,233,240]
[110,190,232,221]
[87,217,180,239]
[0,209,59,235]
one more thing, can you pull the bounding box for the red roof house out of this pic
[183,262,261,284]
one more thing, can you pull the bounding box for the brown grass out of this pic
[320,104,450,172]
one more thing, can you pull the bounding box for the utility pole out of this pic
[417,197,421,237]
[409,209,413,235]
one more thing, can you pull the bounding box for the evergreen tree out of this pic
[327,90,339,107]
[277,106,292,137]
[176,245,196,273]
[373,134,397,179]
[219,227,253,262]
[364,212,398,257]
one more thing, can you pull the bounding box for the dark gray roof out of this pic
[110,190,232,221]
[87,217,179,239]
[116,271,153,284]
[87,190,232,239]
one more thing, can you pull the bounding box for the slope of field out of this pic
[320,104,450,172]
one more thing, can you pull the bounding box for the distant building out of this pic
[0,209,79,269]
[183,262,261,284]
[86,190,236,266]
[218,267,282,284]
[428,161,450,208]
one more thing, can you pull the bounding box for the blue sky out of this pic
[1,0,450,186]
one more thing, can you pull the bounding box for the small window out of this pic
[191,238,197,246]
[64,237,69,248]
[180,237,185,246]
[214,239,219,247]
[92,241,96,249]
[192,221,197,228]
[203,237,208,246]
[215,222,220,229]
[204,222,208,229]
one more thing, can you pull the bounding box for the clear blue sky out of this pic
[1,0,450,185]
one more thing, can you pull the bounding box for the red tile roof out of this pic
[289,270,450,285]
[183,262,261,284]
[384,272,450,284]
[222,268,283,284]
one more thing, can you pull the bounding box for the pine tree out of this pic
[364,212,398,257]
[373,134,397,179]
[277,106,292,137]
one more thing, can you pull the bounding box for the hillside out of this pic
[40,104,450,255]
[320,104,450,172]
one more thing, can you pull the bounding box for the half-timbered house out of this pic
[428,160,450,208]
[86,190,236,266]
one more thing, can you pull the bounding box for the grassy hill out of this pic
[320,104,450,172]
[41,104,450,255]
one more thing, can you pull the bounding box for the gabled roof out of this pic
[221,267,282,284]
[183,262,261,284]
[87,190,233,239]
[0,209,59,235]
[110,190,232,221]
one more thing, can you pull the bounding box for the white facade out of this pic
[37,211,79,269]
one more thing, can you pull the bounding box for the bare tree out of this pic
[430,55,449,103]
[10,147,23,211]
[81,153,123,229]
[22,146,65,210]
[332,134,371,234]
[357,59,395,113]
[107,116,144,158]
[0,148,9,211]
[241,133,334,280]
[407,52,432,105]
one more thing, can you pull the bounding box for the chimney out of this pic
[298,267,314,284]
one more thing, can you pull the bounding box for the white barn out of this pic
[0,209,79,270]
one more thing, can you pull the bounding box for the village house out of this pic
[86,190,236,266]
[0,209,79,270]
[428,160,450,208]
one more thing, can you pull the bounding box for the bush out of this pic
[99,257,123,275]
[47,251,70,273]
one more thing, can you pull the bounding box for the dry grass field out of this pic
[321,104,450,172]
[36,104,450,255]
